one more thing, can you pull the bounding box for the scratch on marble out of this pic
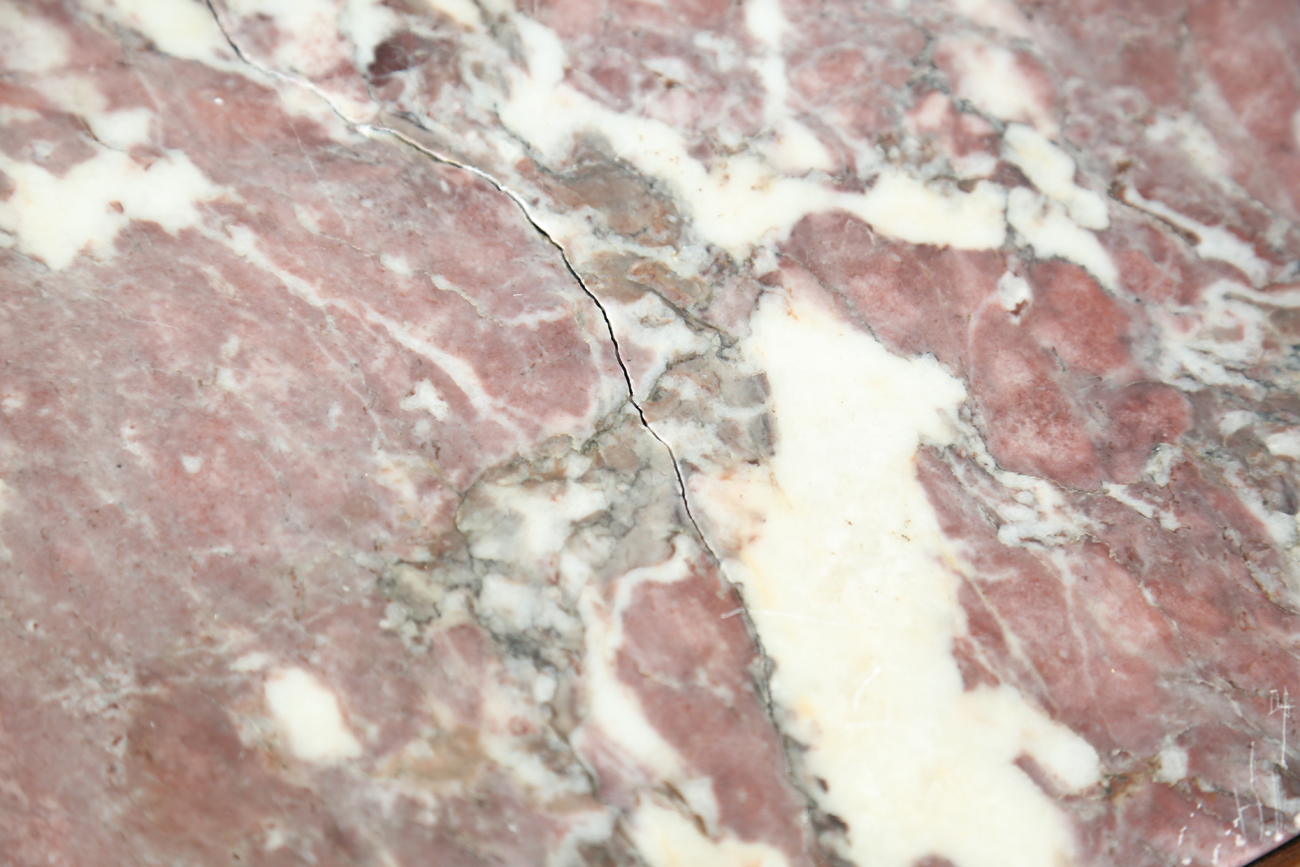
[1271,687,1291,770]
[1250,740,1264,842]
[851,665,882,714]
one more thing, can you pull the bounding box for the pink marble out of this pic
[2,0,1299,865]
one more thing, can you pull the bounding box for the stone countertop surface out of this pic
[2,0,1300,865]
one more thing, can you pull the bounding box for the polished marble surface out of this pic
[2,0,1300,865]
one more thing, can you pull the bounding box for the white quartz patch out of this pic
[82,0,232,65]
[1155,744,1189,784]
[422,0,483,28]
[399,379,450,420]
[1266,430,1300,461]
[850,171,1007,250]
[630,797,789,867]
[0,148,225,271]
[939,35,1056,136]
[1003,124,1108,230]
[339,0,401,71]
[500,16,1007,258]
[744,0,788,48]
[997,271,1032,317]
[705,290,1100,867]
[264,667,362,763]
[1007,187,1117,289]
[85,109,155,151]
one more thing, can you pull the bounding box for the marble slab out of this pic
[2,0,1300,865]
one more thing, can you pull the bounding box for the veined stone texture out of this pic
[2,0,1300,865]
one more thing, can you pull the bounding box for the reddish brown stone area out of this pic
[4,0,1300,865]
[615,557,812,860]
[0,13,628,865]
[785,217,1194,490]
[917,447,1300,863]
